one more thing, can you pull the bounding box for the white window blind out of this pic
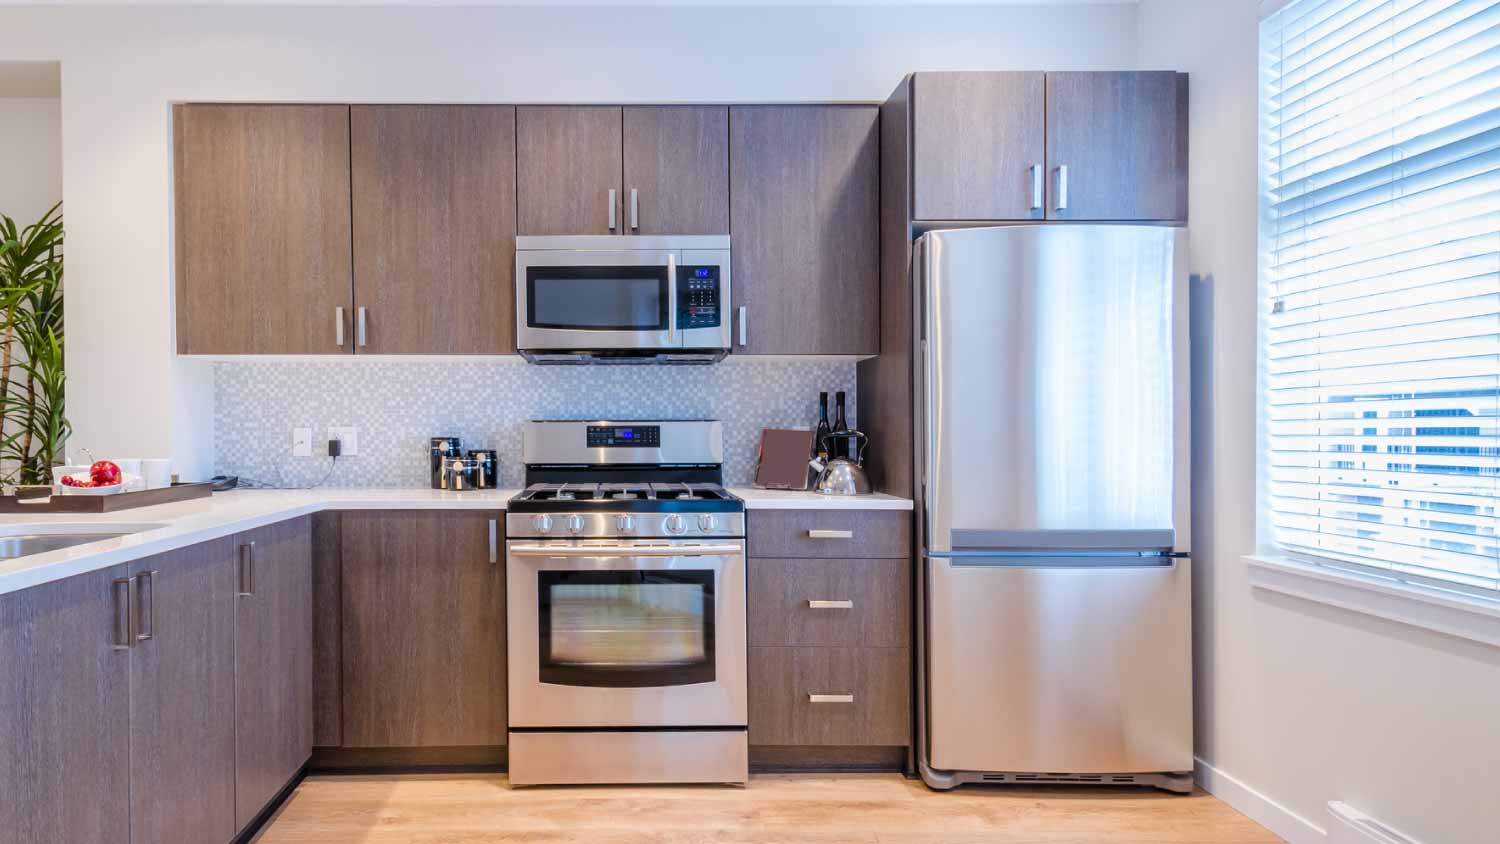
[1261,0,1500,593]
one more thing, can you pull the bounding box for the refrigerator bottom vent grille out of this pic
[979,773,1141,785]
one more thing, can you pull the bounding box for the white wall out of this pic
[1138,3,1500,843]
[0,97,61,229]
[0,3,1139,481]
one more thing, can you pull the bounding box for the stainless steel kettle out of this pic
[815,431,872,496]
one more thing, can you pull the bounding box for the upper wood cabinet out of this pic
[351,105,518,354]
[623,106,730,235]
[517,105,730,236]
[1046,71,1188,222]
[0,565,131,844]
[516,106,624,235]
[233,518,313,830]
[729,105,880,356]
[340,510,505,748]
[174,104,353,354]
[906,71,1188,223]
[911,72,1046,222]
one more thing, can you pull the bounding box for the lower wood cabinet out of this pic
[340,510,505,748]
[128,539,238,844]
[749,557,909,648]
[748,646,909,746]
[233,517,314,830]
[0,565,130,844]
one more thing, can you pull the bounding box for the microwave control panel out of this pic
[677,266,722,329]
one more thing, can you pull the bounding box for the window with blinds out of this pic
[1261,0,1500,593]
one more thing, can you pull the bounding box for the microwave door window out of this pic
[527,266,667,331]
[538,570,716,688]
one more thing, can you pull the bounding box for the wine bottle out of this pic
[832,391,849,460]
[815,392,832,461]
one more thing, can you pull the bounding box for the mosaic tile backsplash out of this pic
[214,358,857,488]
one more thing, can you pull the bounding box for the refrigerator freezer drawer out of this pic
[925,555,1193,775]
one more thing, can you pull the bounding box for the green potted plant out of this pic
[0,202,68,495]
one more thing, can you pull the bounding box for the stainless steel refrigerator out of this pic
[916,224,1193,793]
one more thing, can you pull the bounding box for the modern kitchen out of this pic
[1,2,1497,843]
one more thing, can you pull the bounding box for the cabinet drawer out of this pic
[749,558,909,647]
[748,646,909,746]
[748,510,910,559]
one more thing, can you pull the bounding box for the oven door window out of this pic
[538,570,715,688]
[526,265,668,331]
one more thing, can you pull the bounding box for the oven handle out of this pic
[508,543,742,558]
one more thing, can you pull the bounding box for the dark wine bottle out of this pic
[832,391,849,460]
[814,392,832,461]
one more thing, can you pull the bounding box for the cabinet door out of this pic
[0,566,130,844]
[128,540,237,844]
[729,106,880,355]
[911,72,1046,221]
[174,104,353,354]
[341,511,505,747]
[234,517,313,830]
[351,105,518,354]
[748,646,909,746]
[1046,71,1188,221]
[623,106,729,235]
[516,106,623,235]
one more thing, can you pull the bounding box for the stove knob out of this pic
[531,515,553,535]
[698,514,717,532]
[615,515,635,533]
[665,514,686,535]
[566,515,586,535]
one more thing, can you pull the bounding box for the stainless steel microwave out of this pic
[515,235,731,364]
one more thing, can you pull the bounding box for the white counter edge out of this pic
[0,487,913,596]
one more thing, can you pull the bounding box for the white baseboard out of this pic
[1194,757,1326,844]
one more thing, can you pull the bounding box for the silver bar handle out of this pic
[356,307,368,347]
[608,188,617,231]
[237,542,255,596]
[807,599,853,609]
[667,253,677,343]
[809,694,854,704]
[737,306,747,347]
[509,543,742,558]
[1056,164,1069,211]
[335,306,345,347]
[112,576,135,650]
[629,188,639,231]
[1030,164,1043,211]
[135,570,159,642]
[488,519,498,565]
[807,529,853,540]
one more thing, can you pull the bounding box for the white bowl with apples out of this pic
[56,460,140,495]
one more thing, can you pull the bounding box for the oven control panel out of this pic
[677,266,722,329]
[587,425,662,448]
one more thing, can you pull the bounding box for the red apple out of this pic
[89,461,121,486]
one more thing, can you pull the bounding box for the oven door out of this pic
[507,540,747,728]
[516,249,680,351]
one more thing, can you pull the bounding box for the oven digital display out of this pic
[587,425,661,448]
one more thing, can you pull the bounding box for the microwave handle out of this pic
[667,253,677,343]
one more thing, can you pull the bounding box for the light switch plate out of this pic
[292,427,313,457]
[328,426,358,456]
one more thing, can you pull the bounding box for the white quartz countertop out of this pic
[0,486,912,596]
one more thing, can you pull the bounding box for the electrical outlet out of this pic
[327,426,358,456]
[292,427,313,457]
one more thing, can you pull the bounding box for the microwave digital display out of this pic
[678,266,721,329]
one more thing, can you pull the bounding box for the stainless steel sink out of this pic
[0,524,167,560]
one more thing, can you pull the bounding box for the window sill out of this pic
[1245,555,1500,648]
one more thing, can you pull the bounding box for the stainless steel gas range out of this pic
[505,420,748,786]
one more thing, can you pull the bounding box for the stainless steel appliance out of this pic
[917,225,1193,793]
[506,420,747,785]
[515,236,731,364]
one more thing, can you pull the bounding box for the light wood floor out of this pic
[253,773,1283,843]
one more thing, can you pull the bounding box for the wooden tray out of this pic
[0,482,214,513]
